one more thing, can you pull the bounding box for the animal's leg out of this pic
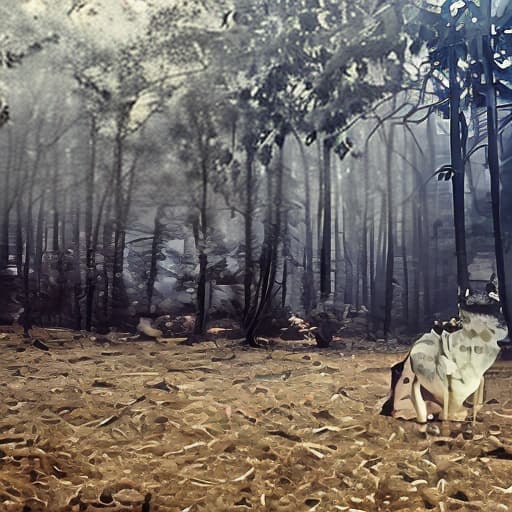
[477,377,485,405]
[472,377,485,426]
[441,376,450,421]
[412,378,428,423]
[444,376,467,421]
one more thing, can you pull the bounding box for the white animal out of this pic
[384,280,507,423]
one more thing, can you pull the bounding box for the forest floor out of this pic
[1,327,512,512]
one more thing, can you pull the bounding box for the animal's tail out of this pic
[380,357,407,416]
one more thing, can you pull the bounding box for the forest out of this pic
[1,0,511,343]
[1,1,512,511]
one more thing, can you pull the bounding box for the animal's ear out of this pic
[489,291,500,302]
[458,288,470,306]
[486,273,498,294]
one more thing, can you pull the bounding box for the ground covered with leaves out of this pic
[1,327,512,512]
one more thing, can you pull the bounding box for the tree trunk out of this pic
[320,138,332,300]
[85,116,97,331]
[294,132,315,315]
[34,166,48,296]
[101,195,114,329]
[243,148,255,325]
[245,135,285,346]
[52,147,60,252]
[22,210,33,337]
[423,120,435,320]
[355,247,361,309]
[383,121,396,339]
[401,154,409,328]
[1,205,10,268]
[449,43,470,293]
[281,257,288,308]
[361,148,370,308]
[316,140,323,253]
[411,199,421,332]
[500,125,512,334]
[15,195,23,276]
[194,150,209,335]
[342,201,353,305]
[110,123,140,328]
[147,207,163,312]
[373,192,387,333]
[22,159,40,333]
[112,122,126,325]
[369,206,376,334]
[483,34,511,331]
[411,138,431,327]
[21,125,44,333]
[89,170,114,331]
[195,252,208,334]
[281,183,289,309]
[1,129,14,268]
[334,170,343,307]
[60,194,67,251]
[72,199,82,330]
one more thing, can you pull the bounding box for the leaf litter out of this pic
[0,328,512,511]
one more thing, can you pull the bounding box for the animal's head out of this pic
[458,275,508,340]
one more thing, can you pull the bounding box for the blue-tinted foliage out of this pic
[411,0,512,117]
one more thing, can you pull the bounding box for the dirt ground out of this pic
[1,327,512,512]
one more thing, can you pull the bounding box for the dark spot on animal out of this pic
[481,331,492,342]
